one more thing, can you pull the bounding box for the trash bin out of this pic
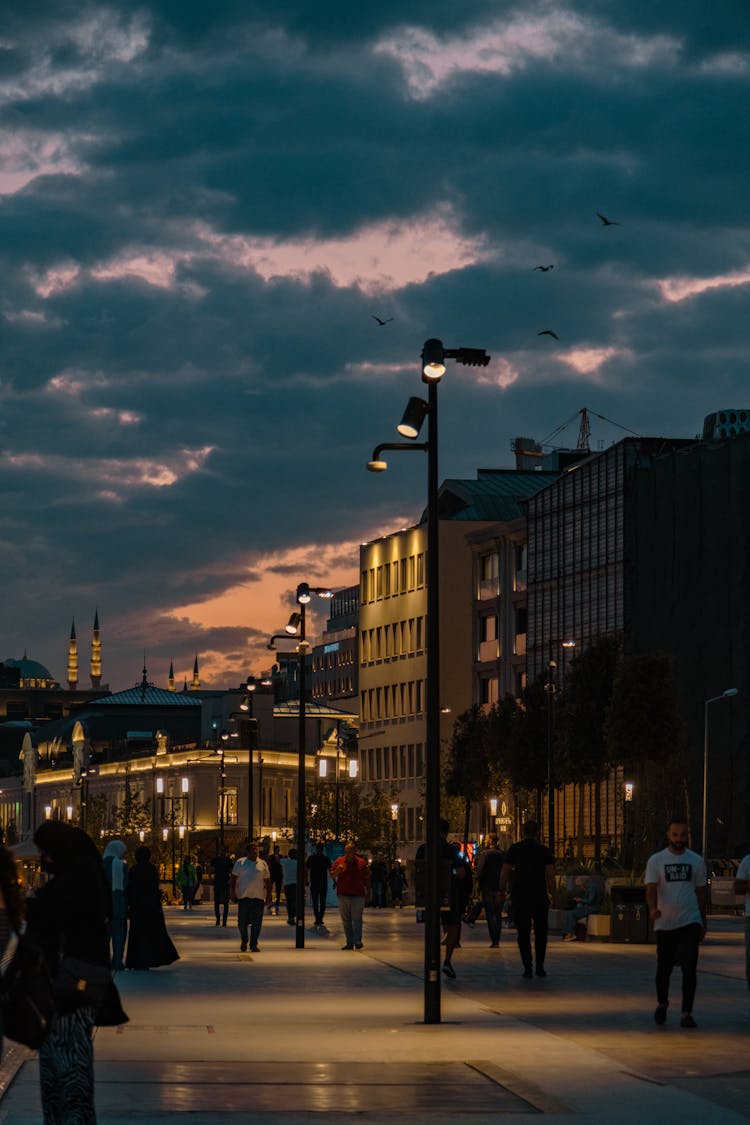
[610,887,649,943]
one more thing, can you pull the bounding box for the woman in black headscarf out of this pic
[26,821,126,1124]
[125,846,179,970]
[0,843,23,1054]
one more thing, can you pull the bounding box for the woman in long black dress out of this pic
[125,846,179,970]
[27,821,127,1123]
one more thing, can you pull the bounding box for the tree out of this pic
[445,705,490,849]
[557,635,621,868]
[507,680,549,823]
[115,773,152,848]
[605,651,687,867]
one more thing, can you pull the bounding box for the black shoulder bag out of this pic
[1,933,57,1049]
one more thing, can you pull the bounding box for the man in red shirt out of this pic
[330,842,371,950]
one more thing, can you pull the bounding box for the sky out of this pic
[1,1,748,691]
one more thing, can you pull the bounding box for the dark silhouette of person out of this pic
[306,842,332,928]
[126,846,179,970]
[500,821,555,978]
[211,848,233,926]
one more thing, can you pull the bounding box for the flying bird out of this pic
[371,315,393,326]
[596,212,621,226]
[533,264,554,271]
[537,329,560,340]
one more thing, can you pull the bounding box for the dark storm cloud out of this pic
[0,0,747,684]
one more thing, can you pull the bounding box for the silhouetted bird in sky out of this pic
[596,212,621,226]
[371,315,393,326]
[533,264,554,271]
[537,329,560,340]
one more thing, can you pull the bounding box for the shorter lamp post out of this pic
[283,582,335,949]
[390,802,399,864]
[156,775,189,896]
[702,688,738,860]
[545,659,557,849]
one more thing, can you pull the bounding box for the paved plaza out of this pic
[1,905,748,1122]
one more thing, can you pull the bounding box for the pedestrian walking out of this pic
[102,839,128,970]
[645,818,707,1027]
[230,841,271,952]
[388,861,407,907]
[279,848,298,926]
[26,821,128,1124]
[330,842,370,950]
[126,846,179,970]
[176,855,198,910]
[500,821,555,978]
[476,833,505,947]
[370,856,388,907]
[267,847,283,915]
[733,851,750,992]
[306,842,332,929]
[210,847,233,927]
[442,840,472,979]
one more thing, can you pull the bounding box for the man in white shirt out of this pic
[230,841,271,953]
[645,819,707,1028]
[733,852,750,991]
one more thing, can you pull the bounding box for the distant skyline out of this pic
[1,2,747,689]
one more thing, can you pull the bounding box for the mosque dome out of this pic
[3,657,57,688]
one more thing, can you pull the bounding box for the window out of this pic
[383,746,390,777]
[416,680,423,712]
[408,555,416,588]
[361,570,368,601]
[400,559,408,593]
[416,552,425,586]
[384,565,391,596]
[416,617,423,649]
[408,744,415,777]
[221,787,238,825]
[376,566,383,598]
[393,561,399,593]
[415,743,424,776]
[408,618,415,651]
[391,747,399,778]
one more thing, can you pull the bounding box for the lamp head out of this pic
[297,583,311,604]
[422,338,446,381]
[397,396,429,439]
[724,688,739,697]
[246,675,256,692]
[367,459,388,472]
[285,612,301,635]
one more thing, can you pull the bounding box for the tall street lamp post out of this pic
[284,583,334,949]
[545,658,557,849]
[240,676,257,840]
[367,337,489,1024]
[702,687,738,860]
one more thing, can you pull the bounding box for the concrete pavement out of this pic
[1,904,748,1122]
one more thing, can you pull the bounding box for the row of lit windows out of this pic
[312,648,355,671]
[361,553,426,604]
[360,742,424,782]
[360,680,424,722]
[312,677,355,698]
[361,617,425,662]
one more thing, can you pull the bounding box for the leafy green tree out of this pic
[445,705,490,849]
[557,636,621,868]
[605,651,687,867]
[115,773,152,846]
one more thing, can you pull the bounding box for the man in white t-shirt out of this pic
[230,841,271,952]
[645,819,707,1028]
[733,853,750,991]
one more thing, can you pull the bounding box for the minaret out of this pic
[168,659,175,692]
[67,620,78,691]
[191,654,200,690]
[90,610,101,688]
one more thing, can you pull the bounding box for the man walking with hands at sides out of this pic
[646,818,707,1028]
[733,849,750,992]
[499,821,555,978]
[330,842,370,950]
[230,841,272,953]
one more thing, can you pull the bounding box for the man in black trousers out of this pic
[499,821,555,978]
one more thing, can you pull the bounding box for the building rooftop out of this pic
[433,469,558,522]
